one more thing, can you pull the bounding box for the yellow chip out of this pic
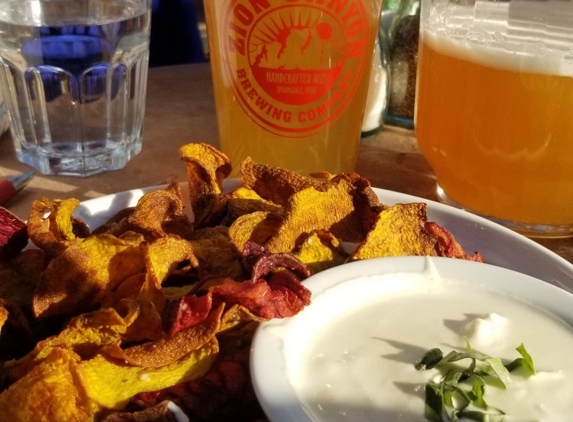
[294,230,348,274]
[6,307,128,381]
[78,337,219,410]
[0,348,94,422]
[33,232,146,318]
[350,202,438,260]
[228,211,282,253]
[264,180,362,253]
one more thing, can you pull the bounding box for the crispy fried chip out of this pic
[294,230,348,274]
[102,305,223,368]
[101,400,185,422]
[162,294,213,337]
[264,180,363,253]
[27,197,88,257]
[228,211,282,253]
[127,187,192,239]
[425,221,484,262]
[179,143,232,228]
[0,348,93,422]
[6,307,128,381]
[210,272,311,320]
[122,299,165,343]
[77,337,219,410]
[189,226,246,280]
[146,236,199,287]
[134,351,264,422]
[240,157,323,205]
[33,232,146,318]
[204,186,284,228]
[350,202,438,260]
[0,258,37,308]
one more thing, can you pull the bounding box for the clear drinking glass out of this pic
[0,0,151,177]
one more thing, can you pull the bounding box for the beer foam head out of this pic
[423,0,573,76]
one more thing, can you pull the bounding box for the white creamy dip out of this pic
[286,264,573,422]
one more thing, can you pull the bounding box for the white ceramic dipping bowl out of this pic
[251,256,573,422]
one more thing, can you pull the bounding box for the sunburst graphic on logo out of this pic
[248,7,345,104]
[249,8,345,70]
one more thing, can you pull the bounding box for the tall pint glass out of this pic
[415,0,573,237]
[204,0,384,175]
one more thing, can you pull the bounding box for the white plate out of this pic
[250,256,573,422]
[73,182,573,293]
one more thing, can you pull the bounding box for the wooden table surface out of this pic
[0,62,571,264]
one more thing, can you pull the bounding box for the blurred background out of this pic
[149,0,208,67]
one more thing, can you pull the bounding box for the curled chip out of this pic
[264,179,364,253]
[27,197,89,257]
[240,157,324,205]
[77,336,219,410]
[6,307,129,382]
[294,230,348,274]
[228,211,282,253]
[350,202,438,260]
[33,232,146,318]
[100,400,188,422]
[425,221,484,262]
[101,305,223,368]
[126,182,193,239]
[0,348,93,422]
[179,143,232,228]
[189,226,246,280]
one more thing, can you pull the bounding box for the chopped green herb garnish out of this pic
[415,341,535,421]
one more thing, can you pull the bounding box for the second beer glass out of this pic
[415,0,573,237]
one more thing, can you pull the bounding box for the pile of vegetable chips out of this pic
[0,143,482,422]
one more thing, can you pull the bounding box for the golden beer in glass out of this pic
[204,0,384,175]
[415,0,573,237]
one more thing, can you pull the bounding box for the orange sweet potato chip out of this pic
[127,184,192,239]
[27,197,89,257]
[0,304,8,333]
[101,304,223,368]
[6,307,128,382]
[240,156,323,206]
[33,232,146,318]
[228,211,282,253]
[294,230,348,274]
[350,202,438,260]
[189,226,246,281]
[146,236,199,287]
[179,143,232,228]
[0,348,93,422]
[77,337,219,410]
[264,179,363,253]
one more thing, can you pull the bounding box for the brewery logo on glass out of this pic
[222,0,370,137]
